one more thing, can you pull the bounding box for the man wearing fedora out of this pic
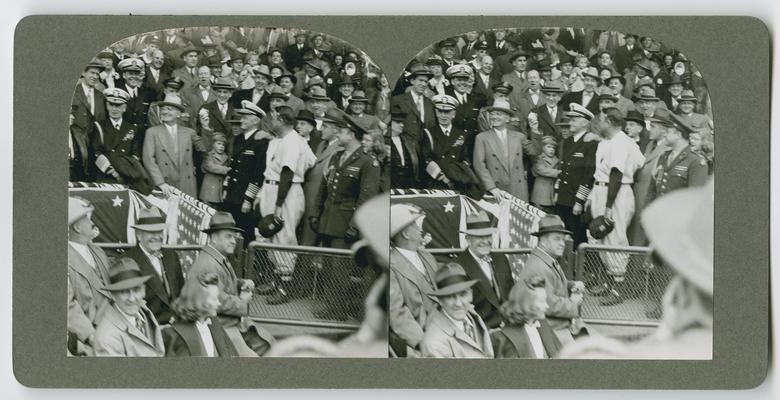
[188,211,275,356]
[93,258,165,357]
[420,263,494,358]
[534,81,566,140]
[251,105,316,305]
[554,103,598,248]
[231,64,273,112]
[283,32,311,73]
[333,76,357,111]
[501,49,530,106]
[72,60,107,137]
[561,66,601,115]
[586,109,645,306]
[389,203,439,357]
[473,98,540,202]
[391,65,436,146]
[142,94,206,197]
[560,180,713,359]
[123,207,184,325]
[171,45,202,89]
[454,211,514,330]
[293,59,325,99]
[346,90,380,131]
[198,77,239,145]
[517,214,586,344]
[222,101,273,246]
[68,197,113,356]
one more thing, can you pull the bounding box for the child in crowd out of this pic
[531,136,561,214]
[199,133,230,208]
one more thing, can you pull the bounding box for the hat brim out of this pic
[541,88,565,94]
[202,226,245,234]
[641,183,712,295]
[582,72,601,80]
[408,71,433,79]
[296,117,317,126]
[429,279,479,297]
[212,84,237,91]
[460,227,497,236]
[131,222,167,232]
[532,228,573,237]
[104,275,152,291]
[485,106,514,115]
[157,102,186,112]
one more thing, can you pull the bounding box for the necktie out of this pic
[463,321,477,343]
[153,254,171,295]
[136,315,148,338]
[86,88,94,111]
[549,107,556,120]
[414,95,424,122]
[114,121,120,130]
[220,104,227,119]
[443,128,449,136]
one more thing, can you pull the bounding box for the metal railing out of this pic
[575,243,666,327]
[244,242,371,330]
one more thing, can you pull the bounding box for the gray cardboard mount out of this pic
[13,16,769,389]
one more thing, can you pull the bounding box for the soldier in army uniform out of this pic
[311,113,381,250]
[222,100,273,246]
[554,104,599,248]
[310,112,380,320]
[649,112,709,199]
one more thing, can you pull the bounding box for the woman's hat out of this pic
[104,258,152,292]
[459,210,497,236]
[429,263,479,297]
[641,179,713,296]
[202,211,244,234]
[531,214,572,237]
[131,207,167,232]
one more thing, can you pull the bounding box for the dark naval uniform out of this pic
[421,125,469,189]
[651,146,709,199]
[554,132,598,247]
[222,129,271,244]
[315,147,380,249]
[90,118,154,193]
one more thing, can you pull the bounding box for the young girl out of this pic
[531,136,561,214]
[199,133,230,207]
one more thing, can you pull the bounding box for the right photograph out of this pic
[388,27,713,359]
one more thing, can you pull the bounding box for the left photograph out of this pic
[67,26,389,358]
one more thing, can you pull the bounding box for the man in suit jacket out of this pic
[389,111,421,189]
[93,258,165,357]
[142,95,206,197]
[517,215,586,345]
[491,275,562,358]
[472,55,500,100]
[487,29,510,59]
[182,66,218,129]
[72,61,107,136]
[144,49,168,97]
[170,45,202,89]
[292,60,324,99]
[473,99,540,202]
[454,211,515,330]
[675,90,710,129]
[514,70,546,123]
[389,204,439,357]
[554,104,598,247]
[421,263,494,358]
[614,34,641,74]
[283,32,312,72]
[187,212,276,356]
[230,65,273,112]
[302,113,343,246]
[391,65,437,147]
[561,66,601,115]
[124,207,185,325]
[502,51,531,107]
[533,81,566,140]
[67,197,113,356]
[199,77,239,149]
[69,109,95,182]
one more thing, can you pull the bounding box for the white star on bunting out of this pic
[111,195,124,207]
[443,201,455,213]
